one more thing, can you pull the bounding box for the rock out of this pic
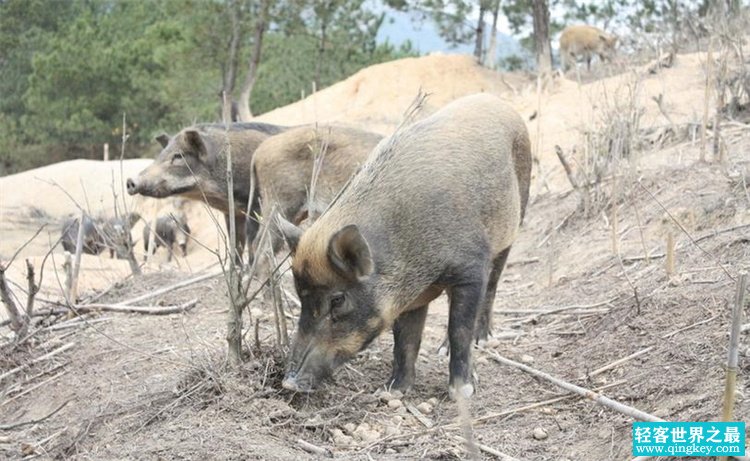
[520,354,535,364]
[427,397,439,407]
[395,405,407,415]
[379,391,393,402]
[391,390,404,399]
[358,430,380,443]
[388,399,403,409]
[532,427,548,440]
[385,448,397,454]
[416,402,433,414]
[486,337,501,348]
[392,415,404,424]
[385,425,400,437]
[344,423,356,434]
[476,356,488,365]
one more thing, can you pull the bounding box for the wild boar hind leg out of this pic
[447,273,488,400]
[389,305,429,392]
[474,246,512,343]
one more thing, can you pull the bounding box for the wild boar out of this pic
[559,25,618,71]
[60,215,105,255]
[99,212,142,259]
[278,94,531,399]
[142,211,191,262]
[252,125,383,259]
[126,122,286,263]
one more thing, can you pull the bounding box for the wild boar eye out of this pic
[329,293,346,321]
[171,154,186,164]
[330,293,345,310]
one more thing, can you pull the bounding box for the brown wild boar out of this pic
[252,125,383,257]
[559,25,618,71]
[126,122,286,263]
[277,94,531,399]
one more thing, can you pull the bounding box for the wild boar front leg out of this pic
[389,305,428,392]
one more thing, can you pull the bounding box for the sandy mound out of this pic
[257,53,530,135]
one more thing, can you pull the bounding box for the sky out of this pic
[374,3,528,61]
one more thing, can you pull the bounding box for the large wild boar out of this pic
[126,122,286,263]
[559,25,618,71]
[277,94,531,398]
[252,125,383,257]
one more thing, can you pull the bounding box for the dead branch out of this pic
[455,436,520,461]
[73,299,198,316]
[482,348,665,422]
[554,145,580,189]
[118,270,221,306]
[583,346,654,380]
[0,342,75,382]
[468,380,626,426]
[643,51,675,75]
[0,266,28,339]
[67,209,87,303]
[0,370,68,407]
[297,439,332,458]
[25,260,38,316]
[0,400,71,430]
[406,403,434,428]
[662,315,719,339]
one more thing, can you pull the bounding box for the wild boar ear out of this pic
[155,133,170,148]
[183,130,207,159]
[277,215,303,254]
[327,224,373,282]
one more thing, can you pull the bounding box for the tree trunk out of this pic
[314,23,327,92]
[485,0,501,68]
[222,0,241,123]
[237,0,269,122]
[532,0,552,78]
[473,1,487,63]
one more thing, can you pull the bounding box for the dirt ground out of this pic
[1,51,749,460]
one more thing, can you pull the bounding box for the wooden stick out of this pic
[469,380,626,426]
[68,210,86,303]
[296,439,332,458]
[73,299,198,316]
[0,370,68,407]
[665,232,675,277]
[0,342,75,382]
[406,403,434,428]
[700,39,712,162]
[455,436,520,461]
[483,348,665,422]
[117,270,221,306]
[0,400,71,430]
[554,145,580,189]
[721,272,747,423]
[662,315,718,339]
[0,266,28,338]
[584,346,654,380]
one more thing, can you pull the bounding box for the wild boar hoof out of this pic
[448,382,475,400]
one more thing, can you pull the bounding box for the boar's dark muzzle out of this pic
[125,178,138,195]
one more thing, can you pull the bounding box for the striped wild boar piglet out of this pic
[278,94,531,399]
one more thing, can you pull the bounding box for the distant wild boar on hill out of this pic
[559,25,618,71]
